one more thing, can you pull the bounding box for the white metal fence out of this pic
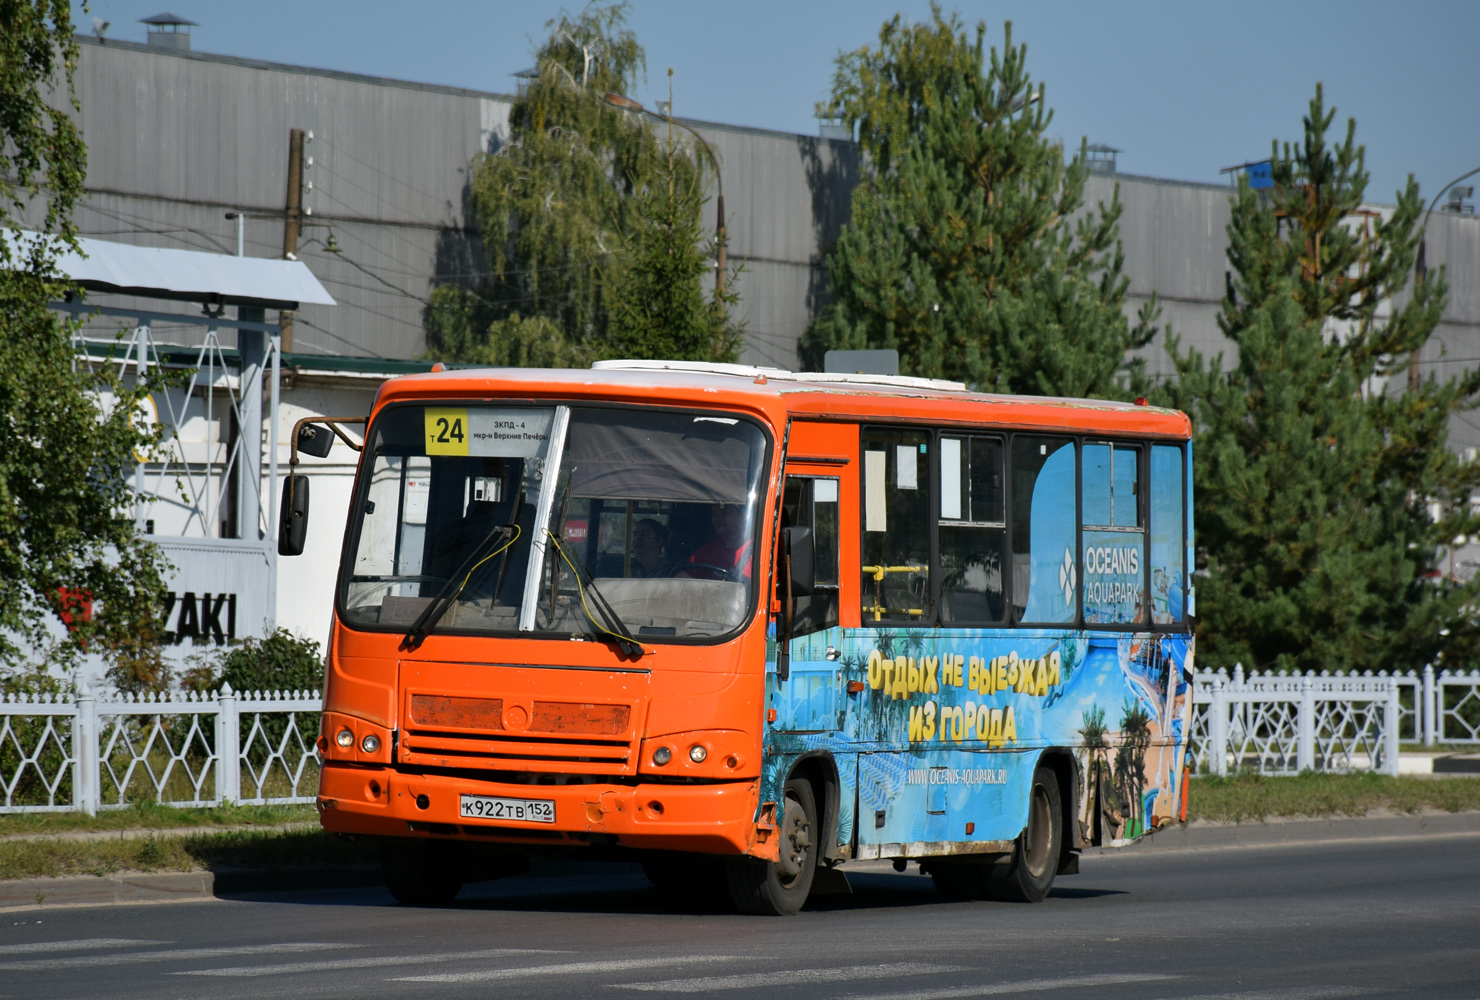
[0,684,320,814]
[3,667,1478,813]
[1188,665,1480,777]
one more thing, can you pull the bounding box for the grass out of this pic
[0,800,316,836]
[0,828,377,881]
[1189,772,1480,824]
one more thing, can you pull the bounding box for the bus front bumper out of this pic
[316,762,773,859]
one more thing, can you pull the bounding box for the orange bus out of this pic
[293,361,1195,915]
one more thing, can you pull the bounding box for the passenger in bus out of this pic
[631,518,674,578]
[679,503,752,580]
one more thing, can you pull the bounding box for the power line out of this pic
[291,315,391,360]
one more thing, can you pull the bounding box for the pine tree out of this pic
[606,137,740,362]
[801,6,1156,395]
[1159,85,1480,673]
[428,2,735,366]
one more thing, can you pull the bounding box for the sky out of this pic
[76,0,1480,205]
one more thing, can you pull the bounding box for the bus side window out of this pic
[1150,444,1185,624]
[861,428,930,623]
[782,476,840,636]
[1081,441,1147,625]
[938,435,1007,623]
[1011,436,1076,625]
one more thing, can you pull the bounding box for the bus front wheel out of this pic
[725,778,818,915]
[984,764,1062,903]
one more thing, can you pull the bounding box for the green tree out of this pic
[801,6,1156,394]
[428,2,735,366]
[0,1,170,686]
[1158,85,1480,673]
[605,141,740,362]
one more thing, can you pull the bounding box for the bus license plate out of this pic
[459,794,555,824]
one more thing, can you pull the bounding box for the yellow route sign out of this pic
[424,407,469,455]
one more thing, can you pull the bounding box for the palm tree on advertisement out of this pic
[1114,699,1153,837]
[1079,705,1110,840]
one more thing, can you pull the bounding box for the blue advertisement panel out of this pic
[765,624,1194,852]
[1150,444,1186,624]
[1082,530,1145,624]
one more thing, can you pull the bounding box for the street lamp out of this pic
[604,91,728,300]
[1411,164,1480,390]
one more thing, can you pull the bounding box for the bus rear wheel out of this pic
[725,778,817,915]
[983,765,1062,903]
[380,839,464,906]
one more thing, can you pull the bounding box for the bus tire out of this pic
[724,778,817,915]
[379,839,464,906]
[984,764,1062,903]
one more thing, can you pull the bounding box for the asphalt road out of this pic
[2,834,1477,1000]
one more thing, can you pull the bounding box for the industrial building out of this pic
[37,23,1480,662]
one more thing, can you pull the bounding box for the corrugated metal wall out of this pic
[57,36,1480,452]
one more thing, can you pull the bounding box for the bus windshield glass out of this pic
[338,404,768,642]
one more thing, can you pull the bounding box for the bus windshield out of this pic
[339,404,769,642]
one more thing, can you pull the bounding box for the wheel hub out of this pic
[777,795,812,880]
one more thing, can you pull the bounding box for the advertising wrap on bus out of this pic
[301,363,1194,915]
[768,627,1192,852]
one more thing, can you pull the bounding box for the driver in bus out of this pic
[680,502,752,580]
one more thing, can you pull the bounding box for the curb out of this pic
[1084,809,1480,855]
[0,821,320,845]
[0,871,215,910]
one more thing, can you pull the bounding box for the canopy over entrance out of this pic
[7,231,334,311]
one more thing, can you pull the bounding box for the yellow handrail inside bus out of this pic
[861,564,927,622]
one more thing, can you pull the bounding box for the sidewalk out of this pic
[1085,808,1480,855]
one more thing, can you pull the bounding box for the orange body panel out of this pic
[318,367,1189,858]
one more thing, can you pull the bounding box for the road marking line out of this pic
[175,948,563,978]
[396,955,740,984]
[0,942,343,971]
[0,938,165,955]
[620,963,962,992]
[834,972,1182,1000]
[1161,988,1374,1000]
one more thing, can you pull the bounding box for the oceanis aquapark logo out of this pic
[1059,548,1076,605]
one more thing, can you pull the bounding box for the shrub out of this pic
[217,629,324,696]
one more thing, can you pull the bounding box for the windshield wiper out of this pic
[401,523,516,651]
[546,531,644,659]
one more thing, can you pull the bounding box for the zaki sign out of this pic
[154,539,274,650]
[160,591,239,645]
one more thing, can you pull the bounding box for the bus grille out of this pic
[400,694,635,775]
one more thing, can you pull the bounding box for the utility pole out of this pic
[280,128,305,353]
[1411,240,1425,393]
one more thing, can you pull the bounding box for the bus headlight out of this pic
[688,744,708,763]
[652,746,672,766]
[336,728,354,749]
[360,733,381,754]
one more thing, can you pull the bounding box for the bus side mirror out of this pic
[783,525,814,597]
[279,475,310,556]
[297,422,334,458]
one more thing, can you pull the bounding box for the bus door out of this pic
[769,422,856,734]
